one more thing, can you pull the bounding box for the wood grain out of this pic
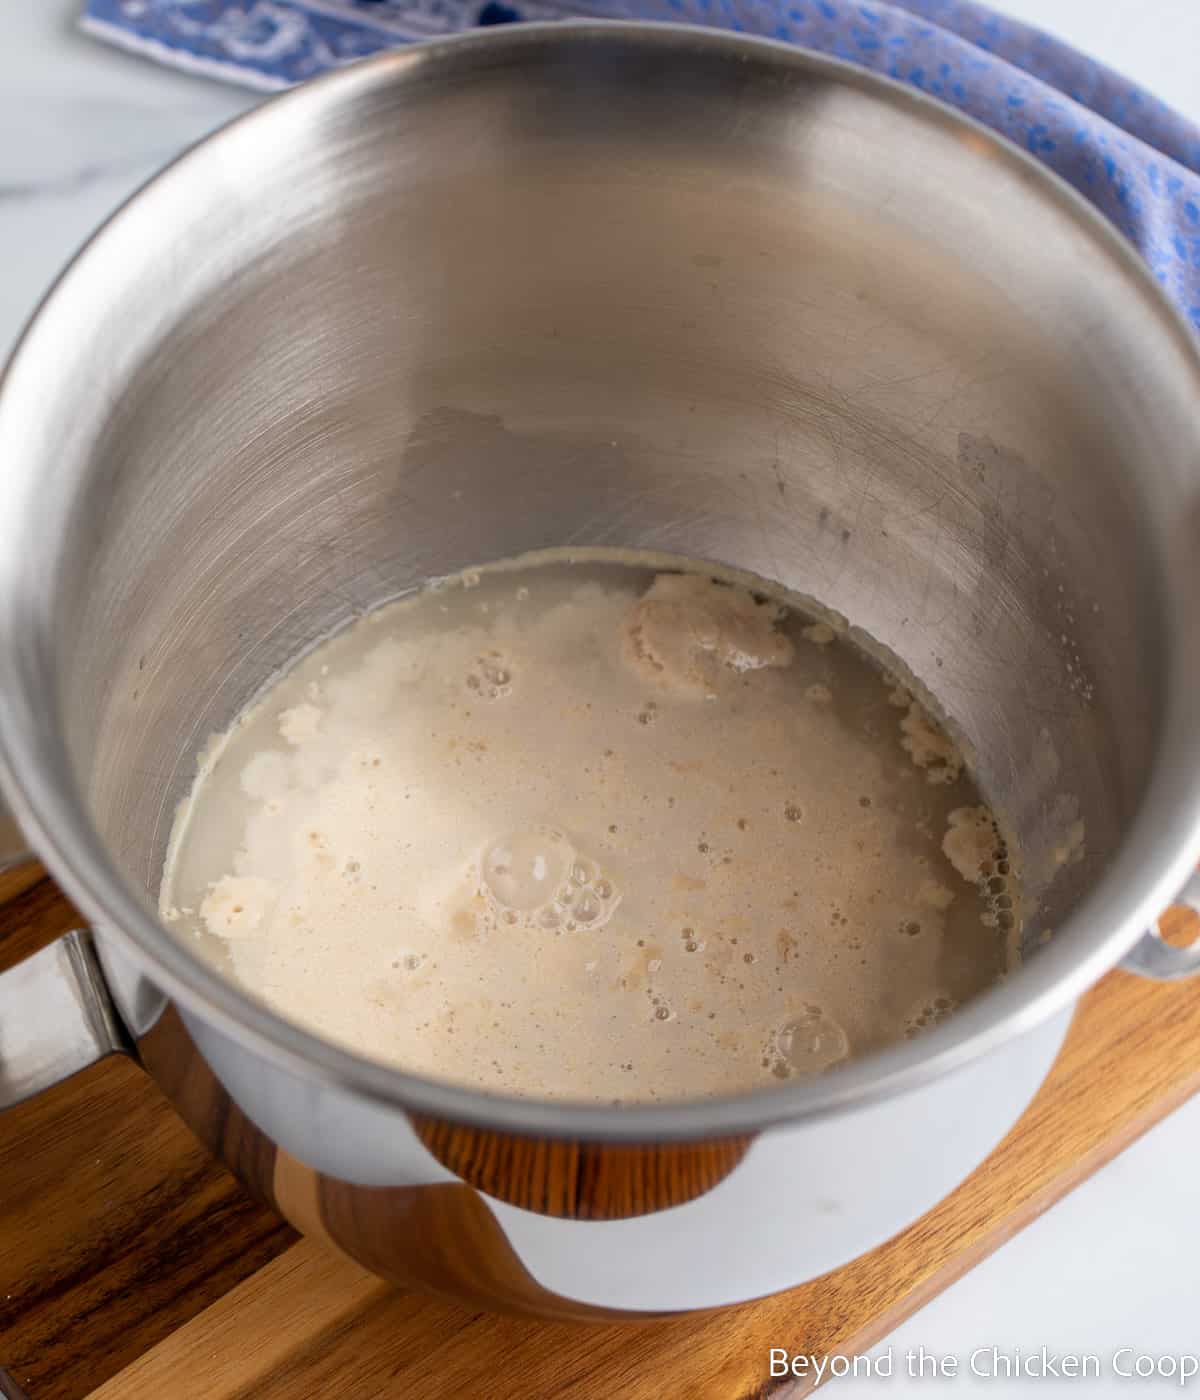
[2,876,1197,1400]
[0,874,296,1400]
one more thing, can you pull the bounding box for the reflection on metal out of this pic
[0,930,131,1110]
[1122,870,1200,981]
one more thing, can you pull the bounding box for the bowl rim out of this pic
[3,19,1200,1142]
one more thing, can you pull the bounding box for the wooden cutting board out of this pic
[1,864,1198,1400]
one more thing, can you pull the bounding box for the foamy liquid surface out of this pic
[161,558,1017,1102]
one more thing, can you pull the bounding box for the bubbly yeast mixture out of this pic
[161,556,1019,1102]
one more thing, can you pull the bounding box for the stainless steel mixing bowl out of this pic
[1,24,1198,1314]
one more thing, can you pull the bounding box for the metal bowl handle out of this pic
[1120,870,1200,982]
[0,800,131,1109]
[0,928,131,1111]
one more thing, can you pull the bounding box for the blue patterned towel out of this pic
[81,0,1200,331]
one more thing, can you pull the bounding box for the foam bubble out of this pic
[773,1005,848,1074]
[478,652,512,698]
[905,994,958,1037]
[574,893,601,924]
[477,825,623,937]
[481,827,574,912]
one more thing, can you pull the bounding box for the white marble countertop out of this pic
[5,3,1199,1395]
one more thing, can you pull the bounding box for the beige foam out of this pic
[622,573,794,698]
[900,702,964,786]
[162,557,1016,1103]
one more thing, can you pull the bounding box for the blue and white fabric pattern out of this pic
[80,0,1200,332]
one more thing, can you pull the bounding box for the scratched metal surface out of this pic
[51,47,1171,913]
[54,52,1178,907]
